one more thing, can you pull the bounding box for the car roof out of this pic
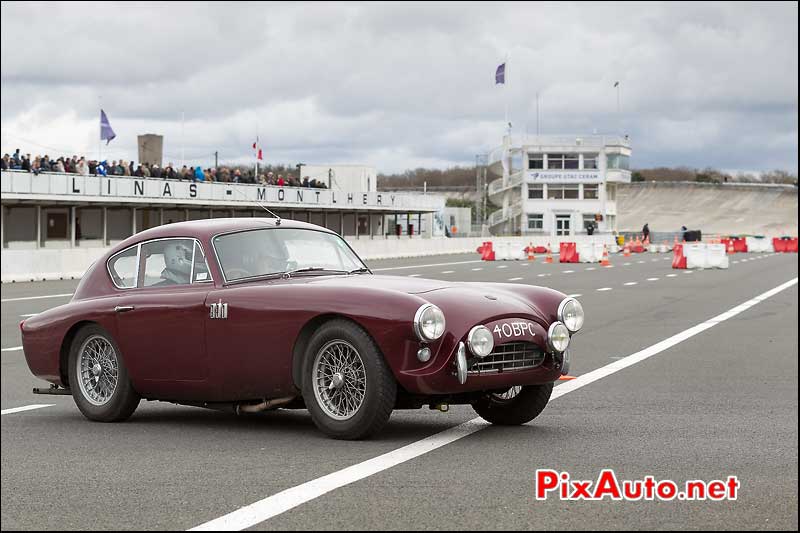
[110,217,335,252]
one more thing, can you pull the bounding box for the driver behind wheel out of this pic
[161,242,193,284]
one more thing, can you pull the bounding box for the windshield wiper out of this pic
[284,267,347,278]
[348,267,371,274]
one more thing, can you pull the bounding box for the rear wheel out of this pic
[302,320,396,440]
[472,383,553,425]
[68,325,140,422]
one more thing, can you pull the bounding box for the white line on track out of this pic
[471,268,483,271]
[684,271,694,274]
[637,260,646,264]
[647,277,659,281]
[562,270,574,274]
[496,265,508,269]
[1,404,54,415]
[508,277,524,281]
[188,277,799,532]
[666,274,677,278]
[536,273,546,277]
[623,282,637,286]
[1,346,23,352]
[408,274,420,277]
[567,293,582,298]
[0,293,73,303]
[371,260,482,272]
[585,267,596,271]
[597,287,613,292]
[623,262,631,266]
[441,271,454,274]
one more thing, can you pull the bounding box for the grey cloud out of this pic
[1,1,797,173]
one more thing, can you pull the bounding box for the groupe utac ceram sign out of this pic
[527,170,602,182]
[0,171,443,212]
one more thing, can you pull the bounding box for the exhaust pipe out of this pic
[235,396,295,415]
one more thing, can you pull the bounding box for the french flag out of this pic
[252,139,263,160]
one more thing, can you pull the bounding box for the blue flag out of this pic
[100,109,116,145]
[96,160,108,176]
[495,63,505,84]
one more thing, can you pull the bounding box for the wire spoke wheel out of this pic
[491,385,523,403]
[312,340,367,421]
[76,335,119,406]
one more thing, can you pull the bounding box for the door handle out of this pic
[114,305,135,313]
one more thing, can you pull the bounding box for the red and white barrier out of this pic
[684,243,729,269]
[559,242,579,263]
[745,237,773,253]
[672,243,686,269]
[773,237,799,253]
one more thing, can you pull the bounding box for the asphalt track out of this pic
[1,251,797,530]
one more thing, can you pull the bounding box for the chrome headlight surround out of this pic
[466,325,494,358]
[413,303,446,342]
[547,322,570,353]
[557,297,584,333]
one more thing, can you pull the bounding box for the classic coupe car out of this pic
[22,218,583,439]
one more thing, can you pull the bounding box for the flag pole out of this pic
[504,53,509,136]
[98,97,102,166]
[255,124,259,180]
[181,111,185,168]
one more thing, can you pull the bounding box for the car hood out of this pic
[306,274,456,294]
[306,274,555,325]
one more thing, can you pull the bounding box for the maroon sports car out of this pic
[21,218,583,439]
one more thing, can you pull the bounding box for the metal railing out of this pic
[487,201,522,226]
[487,172,524,196]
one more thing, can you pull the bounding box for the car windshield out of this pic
[212,228,367,282]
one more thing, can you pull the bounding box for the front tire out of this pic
[302,320,396,440]
[472,383,553,425]
[68,324,140,422]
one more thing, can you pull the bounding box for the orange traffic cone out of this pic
[623,237,631,257]
[544,243,554,264]
[600,244,611,266]
[527,242,536,261]
[726,239,735,255]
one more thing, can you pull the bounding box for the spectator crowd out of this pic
[1,148,329,189]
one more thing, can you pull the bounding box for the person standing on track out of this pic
[642,222,650,243]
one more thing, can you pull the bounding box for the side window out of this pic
[108,247,138,288]
[192,242,211,283]
[141,239,194,287]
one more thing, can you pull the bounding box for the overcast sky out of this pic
[1,1,797,174]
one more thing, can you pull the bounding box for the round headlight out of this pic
[414,304,446,342]
[558,297,584,333]
[547,322,570,353]
[467,325,494,358]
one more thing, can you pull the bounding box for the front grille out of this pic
[467,342,546,375]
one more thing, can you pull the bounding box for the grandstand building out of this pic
[487,134,632,236]
[0,169,445,280]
